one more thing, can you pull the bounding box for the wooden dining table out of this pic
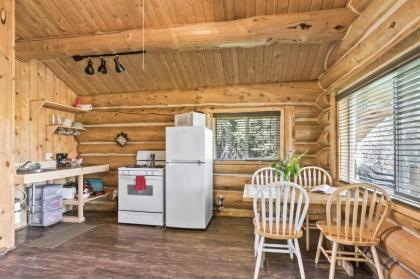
[242,184,332,205]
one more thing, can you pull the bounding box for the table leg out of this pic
[77,174,85,222]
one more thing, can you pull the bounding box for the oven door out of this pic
[118,175,163,212]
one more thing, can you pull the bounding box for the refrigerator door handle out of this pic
[166,160,205,164]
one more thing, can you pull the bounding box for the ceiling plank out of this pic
[16,8,357,61]
[319,0,420,89]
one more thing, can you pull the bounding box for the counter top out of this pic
[14,164,109,184]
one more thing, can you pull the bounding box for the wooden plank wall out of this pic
[76,82,329,214]
[14,60,78,162]
[0,0,15,251]
[14,59,79,230]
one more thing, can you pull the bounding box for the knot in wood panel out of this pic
[287,23,312,30]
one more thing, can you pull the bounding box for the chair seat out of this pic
[254,221,303,239]
[316,221,380,246]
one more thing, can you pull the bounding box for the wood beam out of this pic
[347,0,373,14]
[78,82,322,109]
[319,0,420,90]
[284,107,295,155]
[327,0,402,68]
[330,29,420,96]
[15,8,357,61]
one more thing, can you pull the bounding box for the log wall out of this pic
[15,60,78,162]
[76,82,329,213]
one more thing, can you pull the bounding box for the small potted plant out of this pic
[271,151,306,181]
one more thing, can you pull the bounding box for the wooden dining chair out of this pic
[251,167,283,256]
[253,181,309,279]
[315,183,391,279]
[297,166,332,251]
[252,167,283,186]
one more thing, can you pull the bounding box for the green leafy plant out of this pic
[271,151,306,181]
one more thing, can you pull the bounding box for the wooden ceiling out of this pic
[15,0,351,95]
[43,43,332,95]
[16,0,350,40]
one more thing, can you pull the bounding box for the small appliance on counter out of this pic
[118,151,165,226]
[175,112,205,126]
[56,153,69,168]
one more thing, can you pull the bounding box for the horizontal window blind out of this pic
[338,58,420,204]
[395,60,420,200]
[214,112,280,160]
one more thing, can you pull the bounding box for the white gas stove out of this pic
[118,151,165,226]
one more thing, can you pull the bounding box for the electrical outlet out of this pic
[216,194,224,211]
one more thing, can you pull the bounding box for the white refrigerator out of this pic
[165,126,213,229]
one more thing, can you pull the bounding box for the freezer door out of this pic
[165,162,208,229]
[166,126,212,162]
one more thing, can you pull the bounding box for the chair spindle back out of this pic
[325,183,391,242]
[252,167,283,186]
[253,182,309,237]
[297,166,332,189]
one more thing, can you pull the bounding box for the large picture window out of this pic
[338,58,420,205]
[214,112,280,160]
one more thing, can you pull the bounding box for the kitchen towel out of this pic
[136,176,146,191]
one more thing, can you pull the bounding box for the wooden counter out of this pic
[14,164,109,224]
[14,165,109,185]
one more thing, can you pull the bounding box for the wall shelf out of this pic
[47,125,86,137]
[30,100,88,120]
[48,125,86,131]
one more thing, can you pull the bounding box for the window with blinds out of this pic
[338,57,420,204]
[214,112,280,160]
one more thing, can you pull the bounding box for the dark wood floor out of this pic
[0,213,373,279]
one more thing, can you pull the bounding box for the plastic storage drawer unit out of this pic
[27,184,63,227]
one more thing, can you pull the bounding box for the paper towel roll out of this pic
[80,104,93,111]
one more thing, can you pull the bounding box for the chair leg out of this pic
[254,234,259,257]
[328,241,338,279]
[287,239,294,259]
[371,246,384,279]
[294,239,305,279]
[355,246,359,268]
[262,251,266,267]
[254,236,265,279]
[305,215,310,251]
[315,232,324,264]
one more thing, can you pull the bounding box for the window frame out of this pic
[336,51,420,208]
[212,110,284,162]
